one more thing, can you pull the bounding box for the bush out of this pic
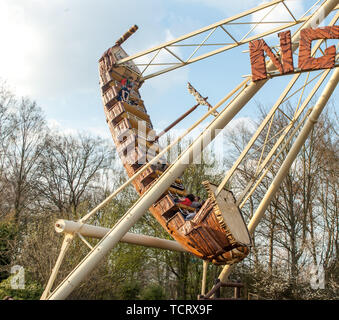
[0,275,43,300]
[141,284,165,300]
[0,222,17,281]
[120,282,141,300]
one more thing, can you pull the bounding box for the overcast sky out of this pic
[0,0,337,142]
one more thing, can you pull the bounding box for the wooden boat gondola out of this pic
[98,33,251,265]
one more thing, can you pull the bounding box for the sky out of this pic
[0,0,338,144]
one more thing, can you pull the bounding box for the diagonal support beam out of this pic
[55,219,187,252]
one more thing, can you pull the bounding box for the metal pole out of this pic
[201,260,208,295]
[215,73,300,196]
[238,61,337,207]
[154,103,200,141]
[238,108,313,208]
[43,79,246,300]
[55,219,187,252]
[215,0,338,284]
[40,233,74,300]
[219,66,339,283]
[142,20,304,81]
[78,79,247,225]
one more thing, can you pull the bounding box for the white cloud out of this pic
[47,118,77,136]
[47,117,112,139]
[2,0,329,148]
[0,1,44,96]
[0,0,311,103]
[173,0,261,14]
[47,118,62,130]
[0,0,167,100]
[250,0,305,37]
[87,126,111,139]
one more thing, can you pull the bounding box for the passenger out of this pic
[121,77,137,103]
[125,85,132,102]
[117,77,130,102]
[191,196,202,209]
[117,76,140,104]
[127,76,135,89]
[185,211,196,221]
[154,162,169,172]
[121,77,128,87]
[185,197,203,221]
[174,194,195,207]
[160,163,169,171]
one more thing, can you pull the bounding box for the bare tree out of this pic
[0,82,16,219]
[3,98,46,227]
[36,133,115,219]
[223,101,338,299]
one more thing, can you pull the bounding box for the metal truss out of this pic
[115,0,328,80]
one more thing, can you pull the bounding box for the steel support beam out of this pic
[55,219,187,252]
[40,234,74,300]
[201,261,208,296]
[215,5,339,197]
[115,0,311,80]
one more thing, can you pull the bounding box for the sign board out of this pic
[249,26,339,81]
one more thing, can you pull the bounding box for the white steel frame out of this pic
[116,0,317,80]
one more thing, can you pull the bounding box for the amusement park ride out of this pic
[41,0,339,300]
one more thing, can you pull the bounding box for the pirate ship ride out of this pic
[98,26,251,265]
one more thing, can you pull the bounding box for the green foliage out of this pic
[120,281,141,300]
[0,275,43,300]
[140,284,165,300]
[0,222,17,281]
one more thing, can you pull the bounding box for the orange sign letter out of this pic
[298,26,339,71]
[249,30,293,81]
